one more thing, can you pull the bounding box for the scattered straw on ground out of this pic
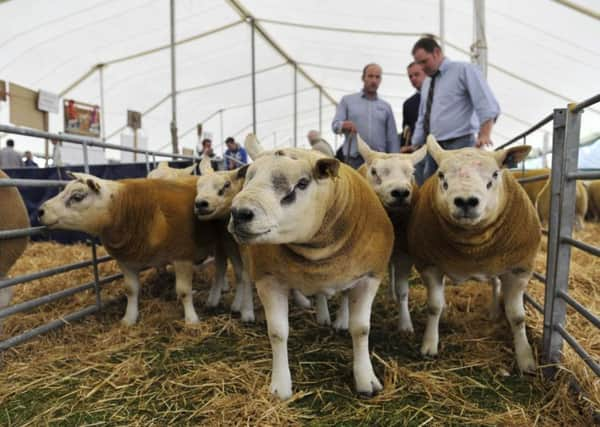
[0,224,598,426]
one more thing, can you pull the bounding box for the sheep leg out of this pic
[388,262,397,302]
[500,272,536,373]
[315,294,331,326]
[332,292,349,331]
[118,262,140,326]
[256,276,291,400]
[206,243,226,308]
[292,289,311,308]
[0,279,13,333]
[420,266,445,356]
[394,253,414,333]
[348,276,382,397]
[173,260,199,324]
[489,276,503,320]
[228,244,254,322]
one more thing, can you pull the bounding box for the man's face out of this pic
[25,152,32,159]
[362,65,382,95]
[413,48,442,76]
[226,141,236,151]
[407,64,426,90]
[307,131,319,145]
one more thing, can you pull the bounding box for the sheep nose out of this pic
[454,196,479,210]
[194,200,209,210]
[391,189,410,201]
[37,208,45,219]
[231,207,254,225]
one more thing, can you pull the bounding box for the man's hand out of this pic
[341,121,358,134]
[476,120,494,148]
[476,134,493,148]
[400,145,415,153]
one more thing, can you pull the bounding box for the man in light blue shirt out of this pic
[332,63,399,169]
[410,37,500,183]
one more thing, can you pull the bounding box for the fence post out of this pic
[542,106,582,373]
[82,141,103,311]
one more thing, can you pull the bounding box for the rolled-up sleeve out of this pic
[464,65,500,125]
[332,96,348,134]
[386,104,400,153]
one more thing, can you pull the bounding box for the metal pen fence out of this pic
[0,125,196,351]
[503,94,600,377]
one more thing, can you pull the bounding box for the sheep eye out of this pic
[438,171,445,180]
[442,182,448,190]
[296,178,310,190]
[281,190,296,205]
[371,168,377,176]
[224,181,231,188]
[70,192,86,202]
[492,171,499,179]
[487,181,493,189]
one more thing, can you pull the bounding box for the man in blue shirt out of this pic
[224,136,248,170]
[411,37,500,183]
[332,63,399,169]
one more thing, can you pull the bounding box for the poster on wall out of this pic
[63,99,101,137]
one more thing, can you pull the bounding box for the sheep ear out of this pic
[410,144,427,165]
[199,155,215,175]
[426,134,445,165]
[356,134,375,163]
[244,133,264,160]
[235,164,249,180]
[494,145,531,168]
[314,158,340,180]
[157,162,169,169]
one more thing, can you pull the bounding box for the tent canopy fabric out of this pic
[0,0,598,164]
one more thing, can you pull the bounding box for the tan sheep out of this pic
[536,178,588,230]
[408,136,541,373]
[229,137,394,399]
[355,135,427,333]
[585,180,600,222]
[0,169,30,332]
[147,161,196,180]
[39,173,218,326]
[511,168,549,205]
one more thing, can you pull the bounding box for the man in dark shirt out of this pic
[400,62,426,149]
[23,151,39,167]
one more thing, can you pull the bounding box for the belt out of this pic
[437,134,473,147]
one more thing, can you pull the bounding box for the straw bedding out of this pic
[0,224,598,426]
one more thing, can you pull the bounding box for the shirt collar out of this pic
[438,57,451,75]
[361,89,379,100]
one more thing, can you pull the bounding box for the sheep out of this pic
[585,180,600,221]
[228,136,394,399]
[0,169,30,332]
[147,161,196,180]
[355,135,427,333]
[408,136,541,373]
[511,168,549,205]
[193,156,254,322]
[39,172,218,326]
[536,178,588,230]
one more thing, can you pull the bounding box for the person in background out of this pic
[0,139,24,169]
[51,139,63,167]
[23,151,38,167]
[400,62,426,151]
[224,136,248,170]
[331,63,399,168]
[410,36,500,183]
[199,138,222,172]
[306,130,334,157]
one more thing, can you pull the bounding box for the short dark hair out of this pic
[407,61,418,69]
[201,138,212,147]
[225,137,235,144]
[6,139,14,147]
[362,63,381,79]
[412,36,441,55]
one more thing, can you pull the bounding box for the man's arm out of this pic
[463,64,500,147]
[386,103,400,153]
[331,96,357,134]
[410,83,428,147]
